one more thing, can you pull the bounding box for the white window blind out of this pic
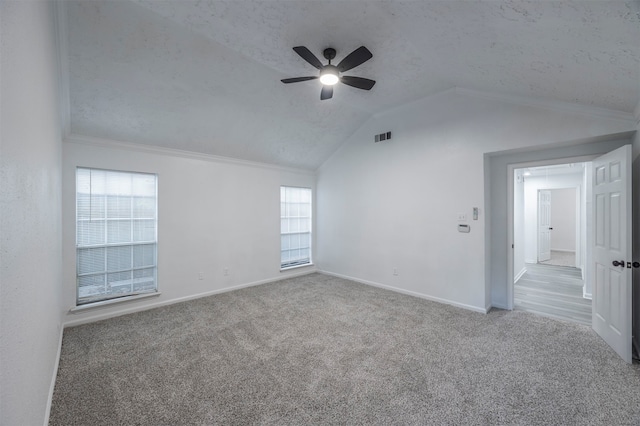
[76,168,158,305]
[281,186,312,268]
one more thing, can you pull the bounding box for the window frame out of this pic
[75,167,159,306]
[280,185,313,270]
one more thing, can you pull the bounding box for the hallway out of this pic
[514,263,591,326]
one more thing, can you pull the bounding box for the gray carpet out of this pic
[50,273,640,425]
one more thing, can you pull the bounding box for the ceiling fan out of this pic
[281,46,375,100]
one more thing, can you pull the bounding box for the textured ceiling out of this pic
[65,0,640,169]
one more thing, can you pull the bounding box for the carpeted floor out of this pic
[49,273,640,425]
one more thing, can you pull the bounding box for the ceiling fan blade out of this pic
[340,76,376,90]
[293,46,323,69]
[336,46,373,72]
[320,85,333,100]
[281,76,318,84]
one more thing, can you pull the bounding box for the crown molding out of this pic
[64,134,316,175]
[454,87,636,124]
[53,0,71,138]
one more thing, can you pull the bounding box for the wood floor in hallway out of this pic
[514,263,591,326]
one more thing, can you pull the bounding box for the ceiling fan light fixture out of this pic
[282,46,374,99]
[319,66,339,86]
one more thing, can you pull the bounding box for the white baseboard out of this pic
[64,268,317,327]
[514,267,527,283]
[318,270,488,314]
[583,291,592,300]
[44,322,64,426]
[550,249,576,253]
[490,302,509,310]
[525,258,537,264]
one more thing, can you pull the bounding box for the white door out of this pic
[592,144,632,363]
[538,190,551,262]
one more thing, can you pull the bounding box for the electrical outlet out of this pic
[393,268,398,276]
[198,272,203,280]
[223,268,229,276]
[457,213,467,221]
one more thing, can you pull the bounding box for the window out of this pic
[76,168,158,305]
[281,186,312,269]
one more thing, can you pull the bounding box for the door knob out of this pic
[633,262,640,268]
[612,260,625,267]
[549,227,553,230]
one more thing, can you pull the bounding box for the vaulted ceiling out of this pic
[63,0,640,169]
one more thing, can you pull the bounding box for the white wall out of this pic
[62,138,316,325]
[0,2,64,425]
[317,88,635,312]
[513,171,525,280]
[523,172,583,263]
[583,163,592,295]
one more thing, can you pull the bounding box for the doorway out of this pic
[512,162,592,325]
[498,141,633,363]
[538,188,576,267]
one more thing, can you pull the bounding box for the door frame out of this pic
[507,154,597,310]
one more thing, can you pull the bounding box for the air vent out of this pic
[374,131,391,143]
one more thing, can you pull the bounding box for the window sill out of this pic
[69,292,161,314]
[280,263,314,272]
